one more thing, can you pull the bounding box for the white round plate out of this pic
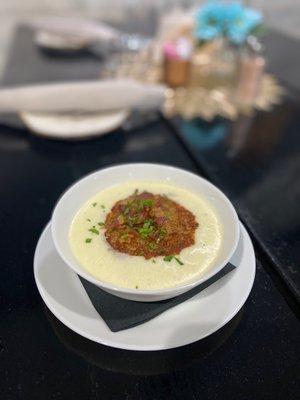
[20,110,129,140]
[34,222,255,351]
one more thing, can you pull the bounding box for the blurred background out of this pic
[0,0,299,79]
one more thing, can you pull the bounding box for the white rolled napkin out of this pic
[28,17,119,43]
[0,80,166,113]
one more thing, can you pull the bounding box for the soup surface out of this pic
[69,181,222,289]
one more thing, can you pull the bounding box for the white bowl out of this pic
[51,163,240,302]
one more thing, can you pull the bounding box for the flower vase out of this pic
[190,38,238,90]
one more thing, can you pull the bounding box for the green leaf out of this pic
[85,238,92,243]
[251,24,267,37]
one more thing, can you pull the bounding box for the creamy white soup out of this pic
[69,181,222,290]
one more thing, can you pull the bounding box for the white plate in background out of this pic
[20,110,129,140]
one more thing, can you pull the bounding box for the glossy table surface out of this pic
[1,26,299,400]
[172,94,300,300]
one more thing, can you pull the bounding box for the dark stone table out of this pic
[1,26,299,400]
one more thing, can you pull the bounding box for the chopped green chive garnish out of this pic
[101,204,105,209]
[85,238,92,243]
[98,222,105,227]
[137,199,153,211]
[86,218,91,222]
[159,228,167,237]
[92,202,97,207]
[135,285,139,289]
[174,257,184,265]
[163,255,184,265]
[88,228,99,235]
[123,206,130,215]
[152,259,156,263]
[128,215,138,225]
[141,199,153,208]
[138,219,154,238]
[148,242,157,250]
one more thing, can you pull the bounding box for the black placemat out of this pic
[78,263,236,332]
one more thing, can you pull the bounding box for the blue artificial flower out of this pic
[194,1,263,44]
[227,7,262,44]
[194,1,226,41]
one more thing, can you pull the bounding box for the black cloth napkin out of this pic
[78,263,236,332]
